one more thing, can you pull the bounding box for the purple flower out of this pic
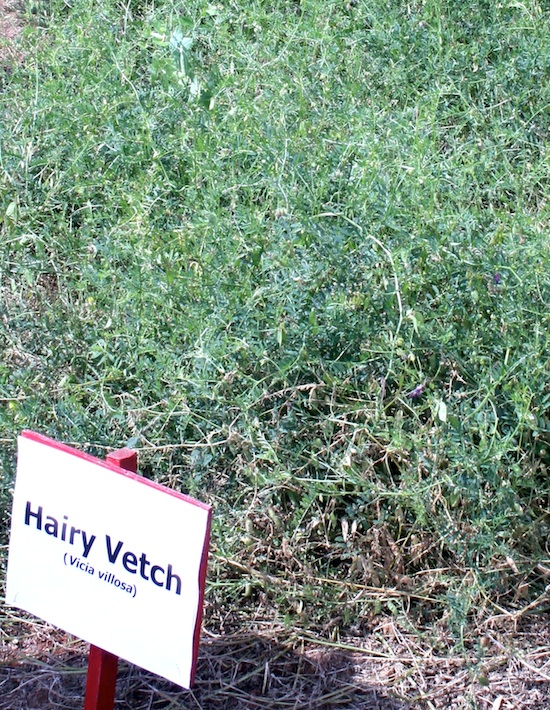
[406,383,425,399]
[493,273,502,285]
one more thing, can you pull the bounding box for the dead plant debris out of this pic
[1,614,549,709]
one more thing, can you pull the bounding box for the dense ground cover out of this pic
[1,0,549,704]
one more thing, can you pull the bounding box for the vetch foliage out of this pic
[1,0,549,640]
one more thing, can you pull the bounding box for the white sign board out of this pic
[6,431,211,689]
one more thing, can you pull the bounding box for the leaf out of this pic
[169,29,193,53]
[189,76,201,98]
[448,414,460,431]
[276,321,285,346]
[5,201,18,223]
[406,308,421,335]
[170,31,193,74]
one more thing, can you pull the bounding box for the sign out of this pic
[6,431,211,689]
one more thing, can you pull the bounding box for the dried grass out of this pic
[1,613,549,709]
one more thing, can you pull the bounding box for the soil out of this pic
[0,0,23,59]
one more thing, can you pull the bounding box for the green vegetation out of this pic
[1,0,549,640]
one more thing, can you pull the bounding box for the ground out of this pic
[1,608,550,708]
[0,0,22,58]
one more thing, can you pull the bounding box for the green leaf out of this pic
[170,28,194,78]
[5,201,18,223]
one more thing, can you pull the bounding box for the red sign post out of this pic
[84,448,138,710]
